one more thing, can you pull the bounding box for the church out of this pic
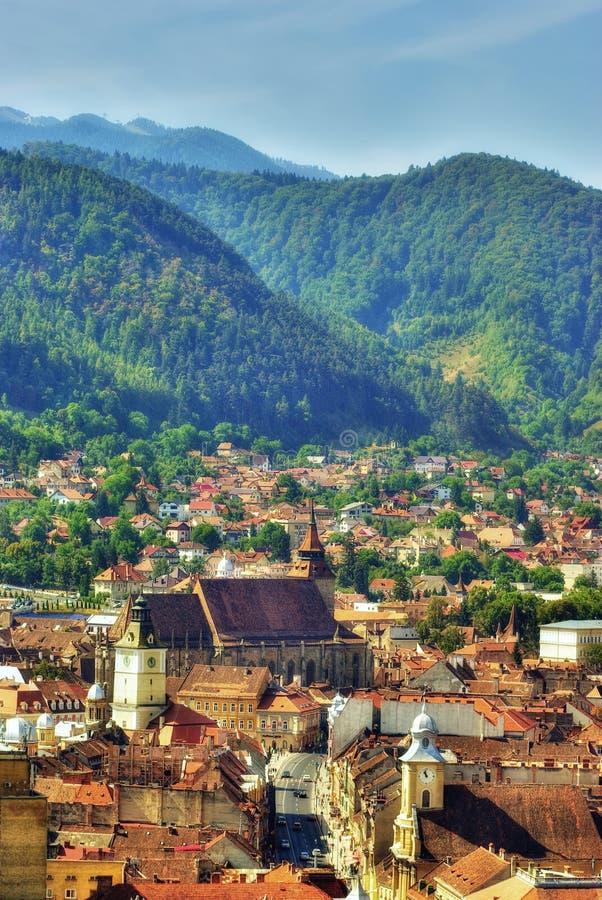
[97,513,372,712]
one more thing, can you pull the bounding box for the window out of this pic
[230,703,236,712]
[213,702,218,712]
[248,720,253,729]
[222,702,227,712]
[230,719,235,729]
[46,891,54,900]
[196,702,201,711]
[204,702,210,712]
[239,720,244,729]
[261,719,266,730]
[239,703,244,712]
[248,703,253,713]
[283,721,288,731]
[65,889,77,899]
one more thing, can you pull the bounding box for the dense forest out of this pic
[0,149,520,457]
[0,107,335,179]
[24,143,602,448]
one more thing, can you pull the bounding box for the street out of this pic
[273,752,329,868]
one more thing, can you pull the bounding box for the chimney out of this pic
[499,848,506,860]
[488,843,495,854]
[511,856,517,876]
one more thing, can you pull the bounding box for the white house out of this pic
[539,619,602,662]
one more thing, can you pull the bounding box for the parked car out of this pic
[282,770,291,778]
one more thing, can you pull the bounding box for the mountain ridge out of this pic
[22,142,600,447]
[0,147,520,453]
[0,107,337,180]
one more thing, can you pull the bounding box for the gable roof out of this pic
[196,578,342,641]
[420,784,602,864]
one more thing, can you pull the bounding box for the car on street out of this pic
[292,820,302,830]
[277,815,286,826]
[302,773,312,782]
[282,770,291,778]
[293,789,308,798]
[300,851,310,861]
[280,838,290,849]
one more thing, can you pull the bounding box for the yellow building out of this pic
[46,857,125,900]
[256,686,321,751]
[0,751,47,900]
[177,663,272,734]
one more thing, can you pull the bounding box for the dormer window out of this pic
[422,737,429,748]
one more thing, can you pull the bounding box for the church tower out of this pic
[111,596,166,730]
[288,502,335,614]
[391,704,446,900]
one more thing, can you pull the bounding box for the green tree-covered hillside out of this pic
[0,150,430,445]
[29,145,601,444]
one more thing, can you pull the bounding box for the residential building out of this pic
[539,619,602,663]
[177,663,272,735]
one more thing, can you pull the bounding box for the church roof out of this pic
[197,578,344,641]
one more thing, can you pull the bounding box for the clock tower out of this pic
[111,596,166,731]
[391,704,446,900]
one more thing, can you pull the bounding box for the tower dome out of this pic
[5,716,35,744]
[410,707,438,737]
[36,712,55,730]
[217,553,234,577]
[87,683,105,701]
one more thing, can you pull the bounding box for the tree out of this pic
[531,565,564,591]
[191,523,221,552]
[393,569,412,602]
[584,644,602,671]
[109,516,142,563]
[524,518,544,545]
[438,625,465,655]
[441,550,486,585]
[433,510,462,531]
[257,521,291,562]
[276,473,303,503]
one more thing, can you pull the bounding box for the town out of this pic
[0,439,602,899]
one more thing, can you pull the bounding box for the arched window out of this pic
[287,660,295,684]
[305,660,316,686]
[421,790,431,809]
[352,653,360,688]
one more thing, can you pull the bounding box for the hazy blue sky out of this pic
[2,0,601,185]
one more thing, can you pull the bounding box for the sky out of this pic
[2,0,601,186]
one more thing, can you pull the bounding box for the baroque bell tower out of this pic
[391,704,446,900]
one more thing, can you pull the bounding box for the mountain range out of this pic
[0,108,600,455]
[1,148,521,454]
[17,139,602,448]
[0,107,336,180]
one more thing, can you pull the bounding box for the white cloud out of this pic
[391,0,602,61]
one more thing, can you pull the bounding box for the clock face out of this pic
[147,656,156,668]
[418,767,436,785]
[122,655,131,667]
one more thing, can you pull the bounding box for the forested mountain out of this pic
[25,143,602,446]
[0,107,336,180]
[0,149,520,453]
